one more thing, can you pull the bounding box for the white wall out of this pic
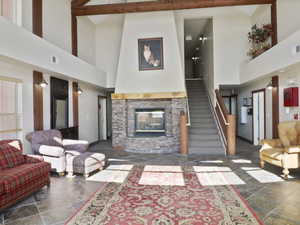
[240,29,300,84]
[78,83,103,143]
[115,11,185,93]
[175,8,251,92]
[78,17,96,65]
[277,0,300,42]
[0,1,105,151]
[21,0,32,32]
[22,0,97,67]
[278,65,300,122]
[249,0,300,43]
[95,15,123,88]
[0,17,107,88]
[0,59,34,153]
[0,57,104,151]
[237,77,273,142]
[201,20,214,101]
[43,0,72,53]
[213,14,250,87]
[251,5,271,27]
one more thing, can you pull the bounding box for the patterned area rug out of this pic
[66,166,264,225]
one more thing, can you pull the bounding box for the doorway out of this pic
[98,96,107,141]
[223,95,237,115]
[184,18,211,80]
[252,89,266,145]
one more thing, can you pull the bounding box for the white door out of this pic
[231,97,237,115]
[253,91,265,145]
[98,98,107,141]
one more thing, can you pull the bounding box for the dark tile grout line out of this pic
[35,202,46,225]
[3,205,40,225]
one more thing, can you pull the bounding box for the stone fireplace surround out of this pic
[112,96,186,153]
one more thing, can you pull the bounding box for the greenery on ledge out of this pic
[247,24,273,59]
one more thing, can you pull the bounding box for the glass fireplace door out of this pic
[135,109,165,136]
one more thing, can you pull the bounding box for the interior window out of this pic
[1,0,13,21]
[0,0,22,26]
[0,76,23,140]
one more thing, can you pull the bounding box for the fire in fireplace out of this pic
[135,109,165,136]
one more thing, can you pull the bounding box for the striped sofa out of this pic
[0,139,51,211]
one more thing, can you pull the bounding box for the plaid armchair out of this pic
[0,139,51,211]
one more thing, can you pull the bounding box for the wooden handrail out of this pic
[215,89,229,116]
[215,89,236,155]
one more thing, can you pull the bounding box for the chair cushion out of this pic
[261,148,284,161]
[39,145,65,157]
[0,141,25,168]
[0,162,51,194]
[63,139,89,153]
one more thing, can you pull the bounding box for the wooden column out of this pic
[180,111,188,155]
[32,0,44,131]
[33,71,44,131]
[226,115,236,155]
[72,15,78,56]
[271,0,278,46]
[72,82,79,127]
[32,0,43,37]
[272,76,279,138]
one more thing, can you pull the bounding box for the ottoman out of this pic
[66,151,106,178]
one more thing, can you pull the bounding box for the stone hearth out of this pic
[112,98,186,153]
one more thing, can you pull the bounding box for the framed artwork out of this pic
[138,37,164,71]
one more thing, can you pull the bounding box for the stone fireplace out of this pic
[112,94,186,153]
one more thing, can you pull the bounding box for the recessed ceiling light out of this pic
[279,69,285,73]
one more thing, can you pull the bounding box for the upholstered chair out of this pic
[260,121,300,178]
[26,129,89,176]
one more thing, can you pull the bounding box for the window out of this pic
[0,0,13,20]
[0,76,22,140]
[0,0,22,26]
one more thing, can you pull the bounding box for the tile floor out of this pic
[1,139,300,225]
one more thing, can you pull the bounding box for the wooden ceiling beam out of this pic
[72,0,90,8]
[72,0,274,16]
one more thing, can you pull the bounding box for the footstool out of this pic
[66,151,106,178]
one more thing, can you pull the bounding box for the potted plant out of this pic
[247,24,273,59]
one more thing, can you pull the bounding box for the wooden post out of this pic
[33,71,44,131]
[226,115,236,155]
[180,111,188,155]
[272,76,279,138]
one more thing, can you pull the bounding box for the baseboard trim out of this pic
[237,135,253,144]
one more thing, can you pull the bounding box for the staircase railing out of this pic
[214,89,236,155]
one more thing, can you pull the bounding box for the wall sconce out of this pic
[39,78,48,88]
[266,80,273,90]
[77,86,83,95]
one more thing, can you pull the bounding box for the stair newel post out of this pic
[226,114,236,155]
[180,111,189,155]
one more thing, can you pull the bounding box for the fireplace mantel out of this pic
[111,92,186,100]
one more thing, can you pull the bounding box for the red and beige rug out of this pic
[66,165,264,225]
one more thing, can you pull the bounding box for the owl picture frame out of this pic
[138,37,164,71]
